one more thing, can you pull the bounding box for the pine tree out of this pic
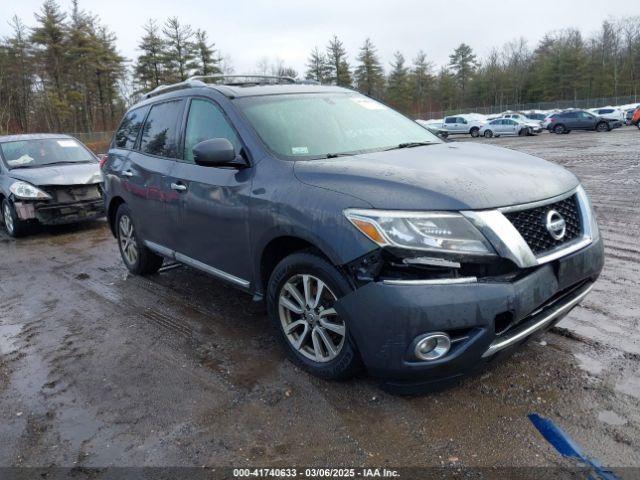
[135,19,165,90]
[305,46,330,83]
[191,29,221,77]
[5,16,34,132]
[409,50,434,116]
[326,35,352,87]
[448,43,478,105]
[436,67,457,111]
[162,17,195,82]
[386,52,412,113]
[31,0,69,130]
[354,38,384,98]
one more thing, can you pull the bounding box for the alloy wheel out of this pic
[118,215,138,266]
[3,203,14,235]
[278,274,345,363]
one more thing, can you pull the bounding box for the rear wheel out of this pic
[470,127,480,138]
[483,130,493,138]
[115,204,163,275]
[267,251,363,380]
[2,199,29,238]
[553,124,566,134]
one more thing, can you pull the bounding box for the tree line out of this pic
[1,0,639,135]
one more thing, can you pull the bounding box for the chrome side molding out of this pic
[144,240,250,288]
[482,282,593,358]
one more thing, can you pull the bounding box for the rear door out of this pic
[126,99,185,249]
[169,97,254,287]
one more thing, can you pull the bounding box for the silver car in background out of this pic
[479,118,541,137]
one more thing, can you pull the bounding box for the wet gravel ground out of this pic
[0,127,639,470]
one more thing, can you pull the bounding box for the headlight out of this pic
[9,181,52,200]
[345,209,495,256]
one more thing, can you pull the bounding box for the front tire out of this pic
[115,204,163,275]
[470,127,480,138]
[595,121,608,132]
[2,199,29,238]
[266,251,363,380]
[483,130,493,138]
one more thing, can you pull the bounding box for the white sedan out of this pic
[479,118,542,137]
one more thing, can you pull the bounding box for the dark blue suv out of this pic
[103,76,603,393]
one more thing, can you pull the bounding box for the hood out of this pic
[9,162,102,186]
[294,142,579,210]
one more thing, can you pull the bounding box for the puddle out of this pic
[0,324,23,354]
[597,410,627,426]
[573,352,603,376]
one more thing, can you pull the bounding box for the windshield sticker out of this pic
[351,97,384,110]
[291,147,309,155]
[57,140,79,148]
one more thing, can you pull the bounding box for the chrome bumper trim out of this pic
[382,277,477,286]
[482,282,593,358]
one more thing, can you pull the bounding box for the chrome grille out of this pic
[504,194,582,255]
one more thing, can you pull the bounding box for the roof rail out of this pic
[188,74,297,85]
[143,74,312,99]
[143,79,207,99]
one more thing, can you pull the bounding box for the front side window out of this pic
[184,99,242,163]
[0,138,95,169]
[114,106,149,149]
[140,100,183,158]
[237,93,440,159]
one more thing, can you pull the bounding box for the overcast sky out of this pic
[2,0,639,75]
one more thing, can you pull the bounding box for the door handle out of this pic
[122,169,133,177]
[170,182,187,192]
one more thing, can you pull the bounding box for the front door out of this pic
[169,97,254,287]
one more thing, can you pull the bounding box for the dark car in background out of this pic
[0,134,104,237]
[546,110,622,134]
[102,76,603,393]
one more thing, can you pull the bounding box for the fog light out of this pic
[414,333,451,361]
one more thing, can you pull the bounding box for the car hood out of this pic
[8,163,102,186]
[294,142,579,210]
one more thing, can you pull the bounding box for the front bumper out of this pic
[14,199,105,225]
[335,238,604,392]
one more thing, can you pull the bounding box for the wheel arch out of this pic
[107,196,125,237]
[258,234,334,297]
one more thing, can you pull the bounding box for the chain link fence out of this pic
[416,95,640,120]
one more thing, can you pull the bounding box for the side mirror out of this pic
[192,138,247,168]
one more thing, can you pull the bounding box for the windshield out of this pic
[0,138,95,169]
[236,92,441,159]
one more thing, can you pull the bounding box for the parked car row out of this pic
[419,104,638,139]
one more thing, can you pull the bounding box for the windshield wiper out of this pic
[384,141,436,151]
[40,160,92,166]
[325,152,356,159]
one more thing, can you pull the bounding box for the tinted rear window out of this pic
[140,100,183,158]
[114,106,149,149]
